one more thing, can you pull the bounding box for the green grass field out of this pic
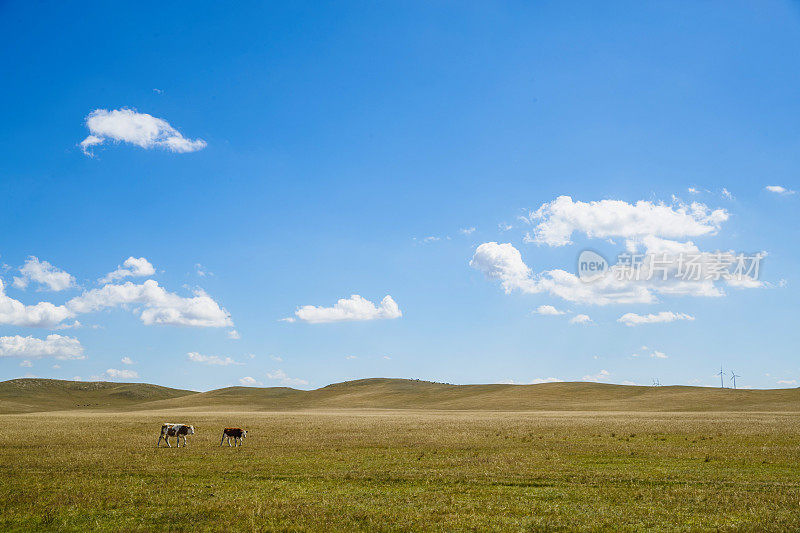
[2,379,800,531]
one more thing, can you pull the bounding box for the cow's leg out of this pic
[183,435,187,447]
[220,434,225,446]
[166,435,172,448]
[157,435,162,447]
[228,436,232,447]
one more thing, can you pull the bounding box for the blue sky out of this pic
[1,1,798,390]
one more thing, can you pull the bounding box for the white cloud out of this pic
[293,294,401,324]
[721,188,734,200]
[460,227,476,235]
[266,369,309,387]
[582,369,610,382]
[99,257,156,284]
[13,257,75,291]
[20,360,32,368]
[54,320,83,330]
[0,279,74,327]
[121,356,134,365]
[765,185,796,195]
[345,355,357,360]
[529,377,564,384]
[524,196,728,247]
[498,223,513,232]
[239,376,263,387]
[534,305,566,316]
[632,348,668,359]
[195,263,211,277]
[471,240,762,306]
[269,354,283,362]
[470,242,653,305]
[80,108,206,156]
[227,329,240,339]
[96,368,139,381]
[569,314,592,325]
[52,364,60,369]
[383,355,391,360]
[687,187,700,194]
[0,334,85,360]
[68,280,232,328]
[777,379,797,386]
[618,311,695,326]
[187,351,242,366]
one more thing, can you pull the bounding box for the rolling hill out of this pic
[0,378,194,414]
[2,377,800,414]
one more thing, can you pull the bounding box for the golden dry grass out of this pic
[2,408,799,531]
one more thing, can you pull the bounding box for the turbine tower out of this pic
[730,371,740,390]
[718,366,725,388]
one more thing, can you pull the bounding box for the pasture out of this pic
[2,408,800,531]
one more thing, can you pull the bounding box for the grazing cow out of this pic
[157,423,195,447]
[220,427,247,447]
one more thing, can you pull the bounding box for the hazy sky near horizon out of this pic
[1,1,799,390]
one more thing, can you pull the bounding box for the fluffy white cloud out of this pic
[765,185,796,195]
[99,257,156,285]
[13,257,75,291]
[525,196,728,247]
[67,280,232,327]
[632,348,668,359]
[460,227,476,235]
[96,368,139,381]
[266,369,309,387]
[721,188,734,200]
[0,334,85,359]
[777,379,797,386]
[227,329,240,339]
[187,351,242,366]
[293,295,402,324]
[582,369,610,382]
[569,314,592,325]
[80,108,206,156]
[0,280,74,327]
[470,242,653,305]
[469,242,537,294]
[471,240,762,306]
[238,376,263,387]
[534,305,566,315]
[121,356,134,365]
[20,360,32,368]
[618,311,695,326]
[529,377,564,384]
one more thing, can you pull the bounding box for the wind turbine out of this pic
[717,366,725,388]
[730,371,741,390]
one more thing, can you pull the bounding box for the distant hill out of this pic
[2,377,799,414]
[0,378,193,414]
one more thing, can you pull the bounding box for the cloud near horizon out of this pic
[187,351,242,366]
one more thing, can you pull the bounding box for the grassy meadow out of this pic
[2,408,800,531]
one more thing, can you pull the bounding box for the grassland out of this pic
[1,379,800,531]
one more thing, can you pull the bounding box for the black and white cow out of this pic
[157,423,195,447]
[220,427,247,446]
